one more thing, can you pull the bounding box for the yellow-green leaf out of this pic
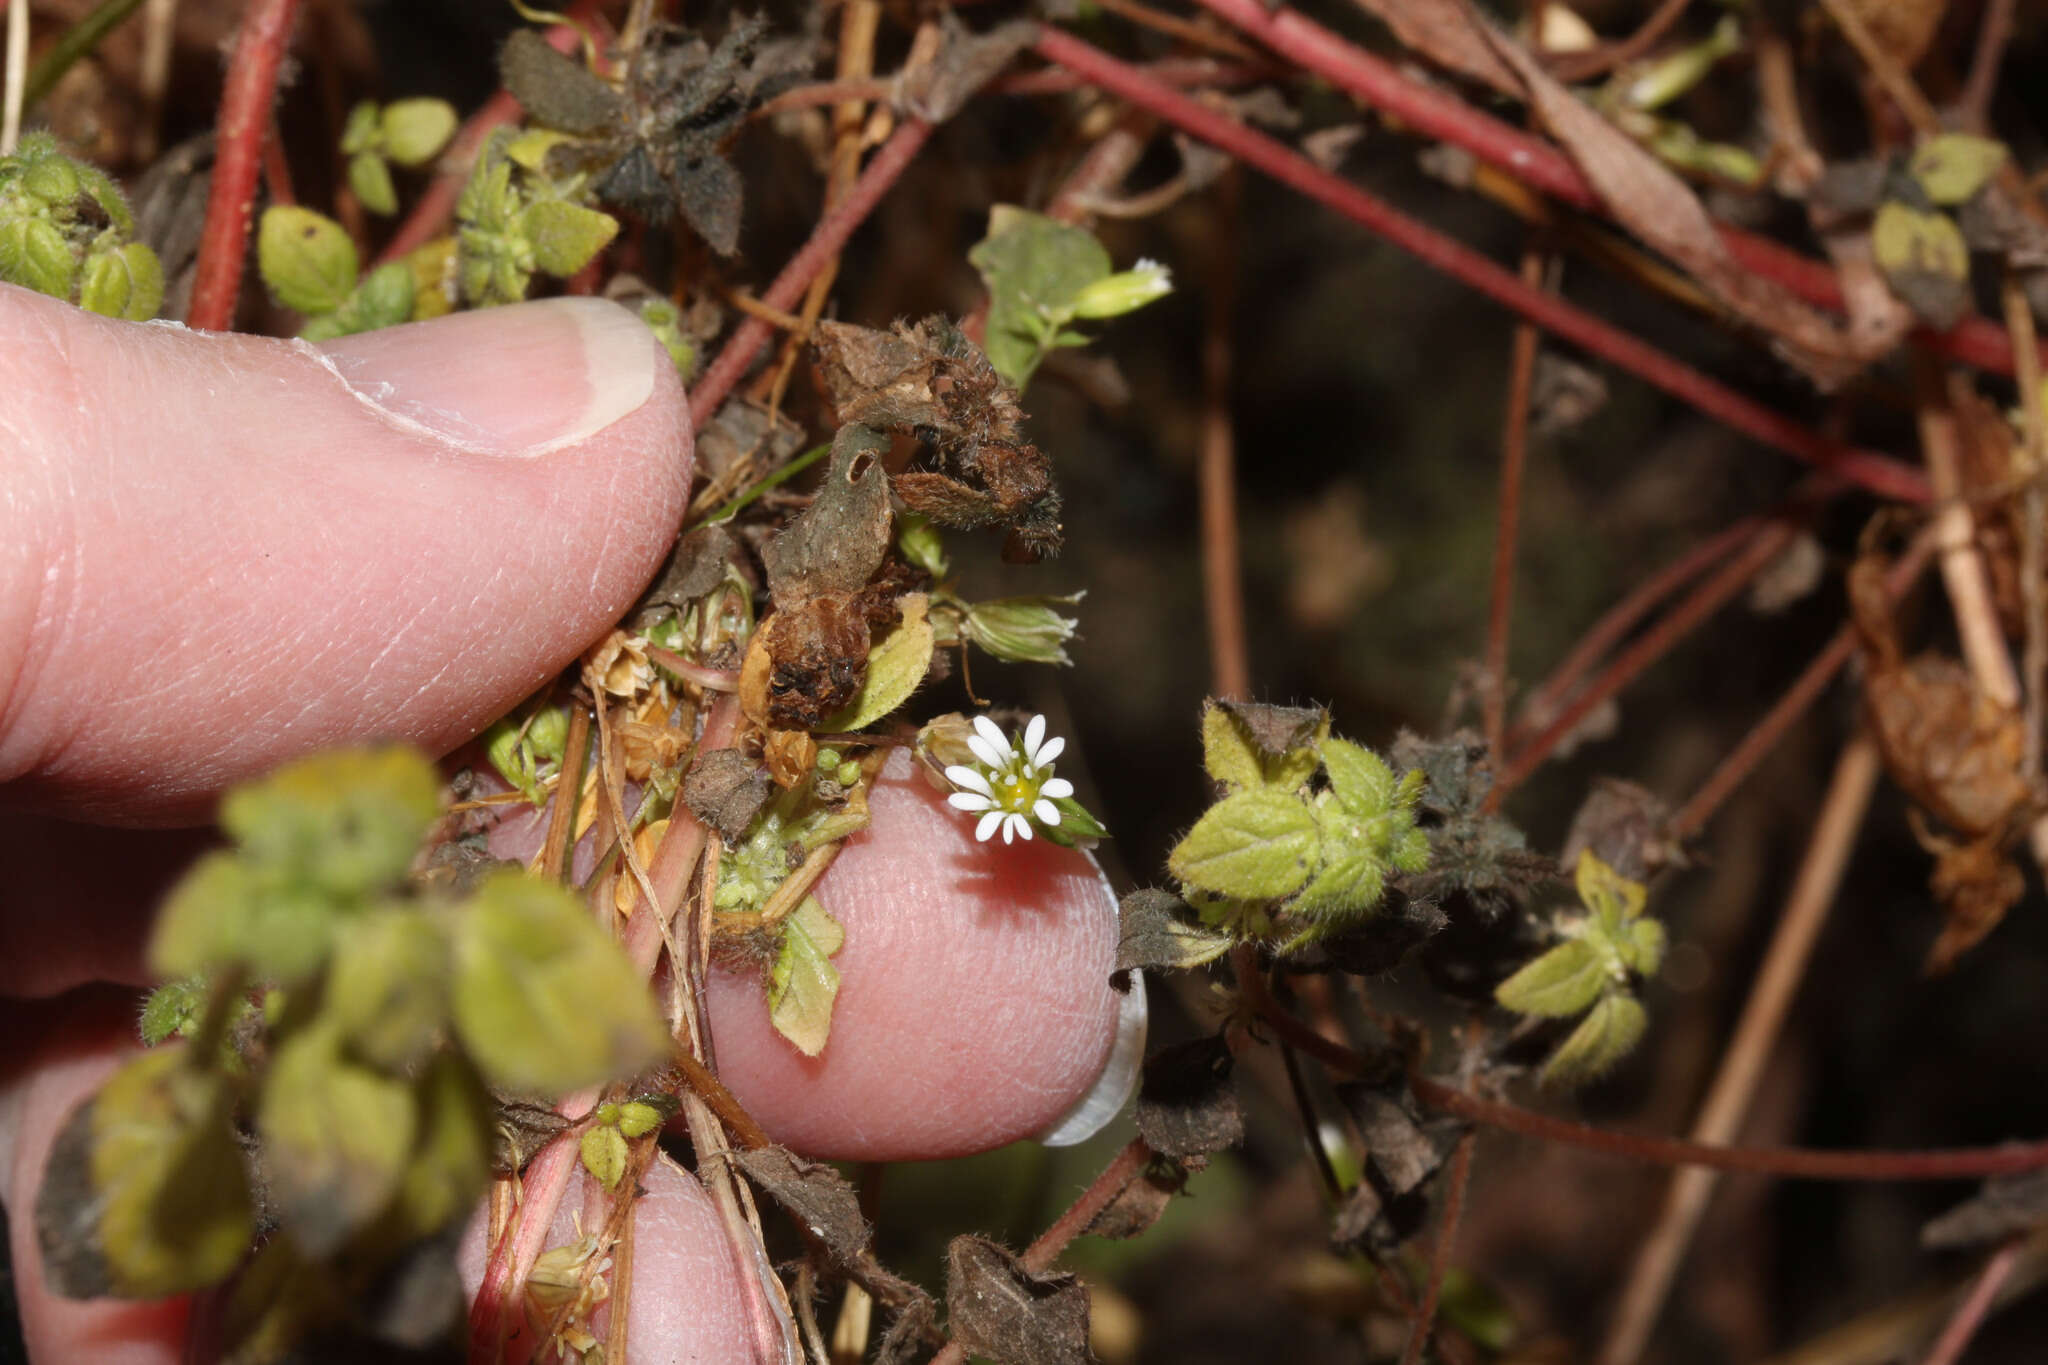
[1168,789,1320,900]
[822,594,933,731]
[386,1052,493,1240]
[1910,134,2007,206]
[221,746,440,900]
[580,1124,629,1189]
[1573,847,1647,928]
[380,98,459,167]
[36,1048,253,1298]
[768,896,844,1058]
[520,198,619,277]
[1289,840,1388,921]
[0,217,78,299]
[257,205,359,314]
[1540,992,1646,1087]
[326,909,450,1072]
[348,151,398,216]
[1320,739,1397,815]
[1619,916,1667,977]
[79,242,164,320]
[1872,201,1970,329]
[451,871,668,1094]
[1494,937,1608,1018]
[258,1022,417,1256]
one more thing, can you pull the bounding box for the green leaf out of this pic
[1872,201,1971,329]
[348,150,398,216]
[1168,788,1321,900]
[346,260,417,331]
[451,870,668,1094]
[149,851,340,983]
[1910,134,2008,206]
[341,100,381,155]
[36,1048,253,1298]
[220,746,441,901]
[897,513,949,577]
[385,1052,492,1240]
[821,593,933,731]
[1493,937,1609,1018]
[326,909,450,1071]
[1321,739,1397,815]
[137,977,207,1046]
[1619,916,1667,977]
[1573,847,1647,929]
[380,97,459,167]
[615,1099,667,1138]
[257,205,360,314]
[519,198,619,277]
[79,242,164,320]
[20,150,81,203]
[968,205,1115,388]
[1288,839,1387,921]
[0,217,78,299]
[580,1124,629,1189]
[768,896,845,1058]
[258,1022,417,1256]
[1540,992,1647,1088]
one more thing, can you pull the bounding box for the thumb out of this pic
[0,285,690,825]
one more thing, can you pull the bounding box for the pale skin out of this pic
[0,283,1129,1362]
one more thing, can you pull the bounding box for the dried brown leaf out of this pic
[761,425,893,604]
[945,1236,1096,1365]
[1083,1158,1188,1241]
[1560,778,1676,881]
[1924,1171,2048,1248]
[897,18,1037,123]
[734,1146,871,1267]
[1214,699,1327,758]
[1135,1036,1243,1158]
[683,748,773,843]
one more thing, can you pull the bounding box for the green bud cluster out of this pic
[0,133,163,320]
[456,130,618,307]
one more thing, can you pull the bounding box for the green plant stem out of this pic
[22,0,147,113]
[696,442,829,527]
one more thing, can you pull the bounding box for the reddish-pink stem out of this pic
[688,117,934,426]
[1185,0,2041,380]
[186,0,302,330]
[1030,28,1930,504]
[1920,1237,2027,1365]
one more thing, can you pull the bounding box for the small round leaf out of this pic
[257,205,360,315]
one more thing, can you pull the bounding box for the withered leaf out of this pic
[1317,891,1447,975]
[1136,1035,1243,1158]
[1924,1171,2048,1248]
[499,30,624,136]
[638,524,737,619]
[1082,1157,1188,1241]
[697,396,806,481]
[874,1294,941,1365]
[945,1236,1095,1365]
[1215,699,1327,758]
[762,424,894,604]
[734,1145,871,1268]
[1329,1083,1465,1254]
[1115,888,1232,977]
[1560,778,1674,882]
[683,748,772,844]
[1925,838,2025,974]
[898,17,1038,124]
[744,594,874,730]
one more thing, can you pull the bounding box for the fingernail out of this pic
[311,297,657,457]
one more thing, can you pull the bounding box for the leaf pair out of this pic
[1493,849,1665,1087]
[968,205,1172,391]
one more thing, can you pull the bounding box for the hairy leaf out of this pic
[326,909,450,1072]
[1168,789,1320,900]
[1541,992,1646,1088]
[946,1235,1095,1365]
[768,896,845,1057]
[1320,738,1397,814]
[259,1022,417,1256]
[822,594,933,731]
[1493,937,1608,1018]
[1136,1035,1243,1157]
[1115,889,1233,973]
[735,1146,871,1267]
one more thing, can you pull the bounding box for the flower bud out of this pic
[1068,259,1172,320]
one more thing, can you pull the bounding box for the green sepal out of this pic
[450,870,668,1094]
[961,593,1084,665]
[1068,260,1172,319]
[1493,936,1608,1018]
[580,1124,629,1189]
[1169,788,1320,900]
[79,242,164,320]
[519,198,618,277]
[1039,794,1109,850]
[1540,992,1647,1088]
[767,896,844,1058]
[0,217,78,299]
[257,205,360,315]
[897,513,949,577]
[257,1020,417,1256]
[615,1098,671,1138]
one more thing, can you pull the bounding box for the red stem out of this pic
[688,117,935,426]
[1919,1237,2027,1365]
[1184,0,2040,380]
[1030,27,1931,505]
[1252,997,2048,1181]
[186,0,302,330]
[1401,1130,1475,1365]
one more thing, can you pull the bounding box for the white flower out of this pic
[944,713,1075,844]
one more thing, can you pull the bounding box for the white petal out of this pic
[972,714,1013,759]
[945,765,993,797]
[1039,777,1074,800]
[975,810,1005,842]
[1023,714,1047,762]
[1032,735,1065,767]
[949,792,994,812]
[1034,799,1061,827]
[966,734,1008,771]
[1010,813,1034,842]
[1000,813,1017,844]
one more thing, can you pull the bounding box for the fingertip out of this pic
[706,751,1137,1160]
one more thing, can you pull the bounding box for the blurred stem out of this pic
[23,0,151,122]
[1201,169,1249,702]
[1484,248,1544,756]
[1961,0,2017,132]
[1914,356,2021,708]
[1917,1237,2027,1365]
[1599,735,1881,1364]
[1815,0,1939,133]
[2,0,27,157]
[1400,1130,1475,1365]
[1545,0,1694,83]
[188,0,301,330]
[2001,274,2047,784]
[540,703,591,884]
